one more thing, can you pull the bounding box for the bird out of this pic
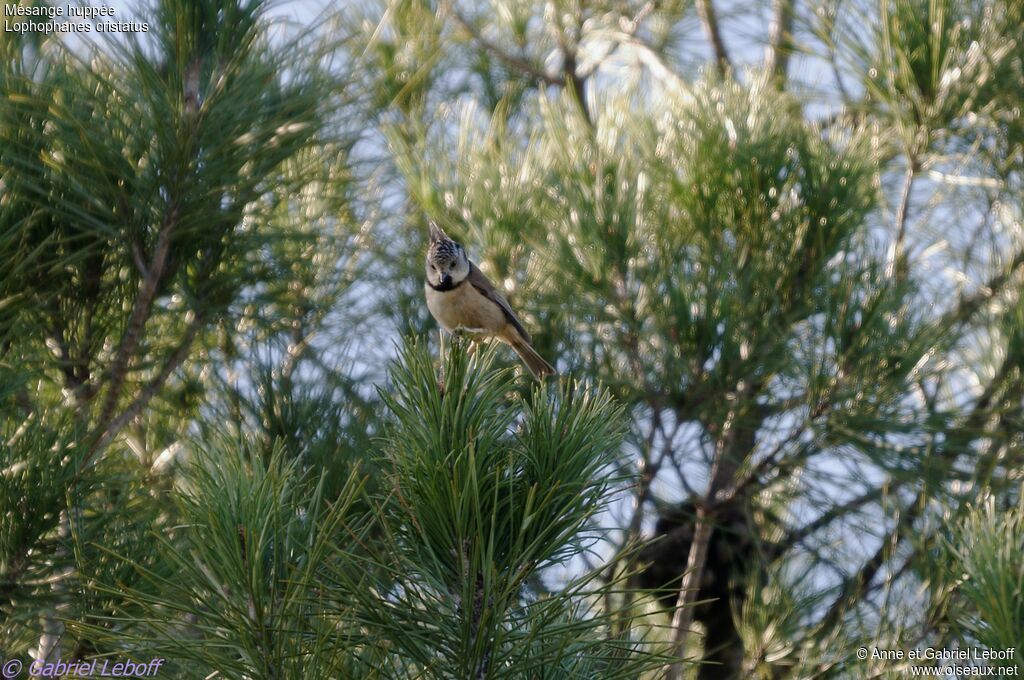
[424,222,556,378]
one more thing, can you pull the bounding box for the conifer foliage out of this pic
[2,0,1024,677]
[341,339,660,678]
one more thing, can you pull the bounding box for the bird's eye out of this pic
[448,262,455,270]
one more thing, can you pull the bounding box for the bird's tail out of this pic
[506,334,556,379]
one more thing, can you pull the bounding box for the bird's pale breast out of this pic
[425,281,507,334]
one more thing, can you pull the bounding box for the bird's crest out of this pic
[428,221,448,243]
[427,221,461,264]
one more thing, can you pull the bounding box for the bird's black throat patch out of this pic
[427,278,466,292]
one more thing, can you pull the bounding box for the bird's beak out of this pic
[440,273,452,287]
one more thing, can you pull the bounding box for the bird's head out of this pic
[425,222,470,291]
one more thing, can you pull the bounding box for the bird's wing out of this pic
[467,262,532,343]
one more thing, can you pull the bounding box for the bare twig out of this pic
[130,236,150,278]
[817,490,924,633]
[560,47,591,127]
[663,411,737,679]
[766,0,795,85]
[780,487,886,551]
[886,160,916,280]
[957,351,1024,493]
[548,3,592,127]
[663,376,766,678]
[695,0,732,77]
[940,248,1024,329]
[664,503,713,680]
[35,510,72,662]
[925,170,1003,189]
[714,430,795,507]
[578,1,655,79]
[443,1,560,86]
[604,409,667,630]
[49,322,81,392]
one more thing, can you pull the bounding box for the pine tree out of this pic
[350,0,1024,676]
[1,0,362,665]
[2,0,1023,677]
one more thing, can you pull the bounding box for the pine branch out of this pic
[779,488,887,553]
[577,1,655,80]
[713,430,794,508]
[48,321,82,392]
[664,503,714,680]
[443,1,561,87]
[696,0,732,77]
[940,248,1024,328]
[664,380,764,678]
[90,310,205,460]
[95,204,180,433]
[550,6,592,128]
[886,158,918,280]
[560,47,591,128]
[817,490,925,634]
[766,0,795,85]
[605,408,671,631]
[34,510,72,662]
